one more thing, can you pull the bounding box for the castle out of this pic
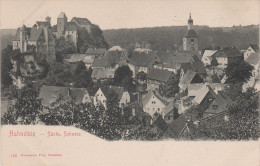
[12,12,94,64]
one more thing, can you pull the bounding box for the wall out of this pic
[144,95,165,117]
[93,89,107,109]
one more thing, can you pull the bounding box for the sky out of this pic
[0,0,259,30]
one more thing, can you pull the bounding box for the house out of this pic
[91,68,115,82]
[245,53,260,78]
[146,68,174,91]
[202,91,232,118]
[92,48,128,69]
[128,52,157,77]
[85,47,106,57]
[243,53,260,91]
[142,90,167,117]
[244,44,259,60]
[178,70,204,94]
[180,61,207,79]
[63,54,95,69]
[162,101,179,123]
[134,48,152,54]
[212,47,243,68]
[188,83,225,97]
[12,24,56,64]
[162,114,190,139]
[93,86,130,108]
[190,85,232,119]
[39,85,92,107]
[201,50,218,66]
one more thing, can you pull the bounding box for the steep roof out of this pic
[147,68,173,83]
[39,85,91,106]
[152,115,168,131]
[202,50,218,58]
[157,51,195,64]
[14,27,31,41]
[91,68,115,79]
[249,44,259,52]
[193,85,209,104]
[188,83,224,97]
[245,53,260,65]
[108,46,127,51]
[184,29,199,38]
[58,12,67,19]
[129,52,156,67]
[28,28,43,41]
[163,101,179,117]
[179,70,197,90]
[71,17,91,25]
[63,54,95,64]
[214,47,242,58]
[142,91,167,107]
[92,51,123,68]
[100,86,125,99]
[86,48,106,55]
[163,114,188,138]
[35,21,51,27]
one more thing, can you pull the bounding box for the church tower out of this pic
[57,12,67,38]
[183,13,199,51]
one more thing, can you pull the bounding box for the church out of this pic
[182,13,199,51]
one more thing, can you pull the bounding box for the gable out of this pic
[144,94,166,108]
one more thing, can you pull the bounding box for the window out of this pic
[16,42,18,47]
[152,101,156,104]
[191,39,194,42]
[158,108,160,111]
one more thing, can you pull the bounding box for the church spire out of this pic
[188,13,193,30]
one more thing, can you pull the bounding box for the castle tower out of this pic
[19,25,27,53]
[183,13,199,51]
[57,12,67,38]
[46,16,51,26]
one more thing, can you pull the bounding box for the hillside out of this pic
[103,25,259,51]
[0,29,16,50]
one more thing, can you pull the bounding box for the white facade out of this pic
[216,57,228,68]
[119,92,131,107]
[244,46,256,60]
[93,88,107,108]
[201,50,217,66]
[143,94,166,117]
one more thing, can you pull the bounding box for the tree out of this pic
[114,65,135,92]
[55,36,76,59]
[225,61,254,84]
[77,28,94,53]
[1,85,43,125]
[1,45,13,87]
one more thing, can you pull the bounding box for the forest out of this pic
[103,24,259,51]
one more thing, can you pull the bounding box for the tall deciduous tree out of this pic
[225,61,254,84]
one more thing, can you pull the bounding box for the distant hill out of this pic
[0,29,16,50]
[103,25,259,51]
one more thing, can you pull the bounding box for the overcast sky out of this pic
[0,0,259,30]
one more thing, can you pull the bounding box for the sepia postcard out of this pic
[0,0,259,165]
